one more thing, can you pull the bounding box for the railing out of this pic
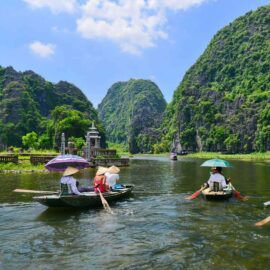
[90,158,129,167]
[91,148,117,157]
[30,155,57,165]
[0,155,18,164]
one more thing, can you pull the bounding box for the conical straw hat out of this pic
[63,166,79,176]
[108,165,120,174]
[96,166,108,176]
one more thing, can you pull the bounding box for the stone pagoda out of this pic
[85,122,101,161]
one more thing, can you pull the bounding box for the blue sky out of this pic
[0,0,269,107]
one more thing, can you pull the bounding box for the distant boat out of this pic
[177,150,188,155]
[170,152,177,160]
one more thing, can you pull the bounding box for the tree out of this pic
[49,106,91,149]
[22,132,39,149]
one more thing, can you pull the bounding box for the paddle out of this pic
[229,183,248,201]
[255,216,270,227]
[263,201,270,207]
[13,189,58,194]
[97,188,113,214]
[185,186,205,200]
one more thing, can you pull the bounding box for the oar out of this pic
[229,183,248,201]
[255,216,270,227]
[185,187,204,200]
[263,201,270,207]
[97,188,113,214]
[13,189,58,194]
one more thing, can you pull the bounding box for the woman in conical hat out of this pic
[105,165,121,190]
[60,167,82,195]
[63,166,79,176]
[107,165,120,174]
[93,167,109,193]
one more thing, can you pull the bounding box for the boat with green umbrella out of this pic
[186,158,246,201]
[200,159,233,200]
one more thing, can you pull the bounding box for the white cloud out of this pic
[29,41,56,58]
[77,0,168,54]
[148,0,207,10]
[24,0,209,54]
[23,0,77,14]
[76,0,208,54]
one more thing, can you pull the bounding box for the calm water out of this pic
[0,157,270,270]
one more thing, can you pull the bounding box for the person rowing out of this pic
[93,167,110,193]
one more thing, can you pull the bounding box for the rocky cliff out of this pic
[98,79,167,153]
[0,66,103,147]
[157,5,270,153]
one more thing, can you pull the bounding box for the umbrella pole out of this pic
[97,188,113,214]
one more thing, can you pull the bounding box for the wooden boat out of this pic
[202,187,233,201]
[33,185,134,209]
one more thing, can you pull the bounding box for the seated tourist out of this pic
[105,165,121,190]
[204,167,227,191]
[60,167,83,195]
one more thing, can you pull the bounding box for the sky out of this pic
[0,0,269,108]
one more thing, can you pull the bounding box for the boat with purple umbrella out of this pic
[33,185,134,209]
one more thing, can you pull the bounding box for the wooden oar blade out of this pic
[255,216,270,227]
[185,188,202,200]
[234,191,248,201]
[13,189,57,194]
[97,188,113,214]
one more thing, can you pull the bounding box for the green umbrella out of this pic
[200,158,232,168]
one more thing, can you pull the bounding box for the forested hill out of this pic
[156,4,270,154]
[0,66,104,148]
[98,79,167,154]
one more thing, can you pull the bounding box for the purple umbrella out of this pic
[45,154,90,172]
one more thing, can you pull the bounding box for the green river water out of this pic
[0,156,269,269]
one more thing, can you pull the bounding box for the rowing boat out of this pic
[33,185,134,208]
[201,187,233,201]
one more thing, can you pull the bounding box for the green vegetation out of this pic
[98,79,167,154]
[0,160,45,171]
[186,151,270,161]
[107,142,129,155]
[0,67,106,150]
[157,5,270,154]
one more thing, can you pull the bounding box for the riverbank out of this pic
[186,151,270,161]
[132,151,270,162]
[2,151,270,173]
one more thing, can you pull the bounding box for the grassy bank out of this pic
[0,150,57,172]
[2,150,270,172]
[186,152,270,161]
[0,160,45,171]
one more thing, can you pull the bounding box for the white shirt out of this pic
[207,173,227,190]
[60,176,82,195]
[105,172,119,188]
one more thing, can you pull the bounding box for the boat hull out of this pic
[202,187,233,201]
[33,185,134,208]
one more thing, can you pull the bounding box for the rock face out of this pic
[98,79,167,153]
[158,4,270,153]
[0,66,101,146]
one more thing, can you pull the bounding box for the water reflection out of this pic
[0,157,270,269]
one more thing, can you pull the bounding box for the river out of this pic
[0,156,269,269]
